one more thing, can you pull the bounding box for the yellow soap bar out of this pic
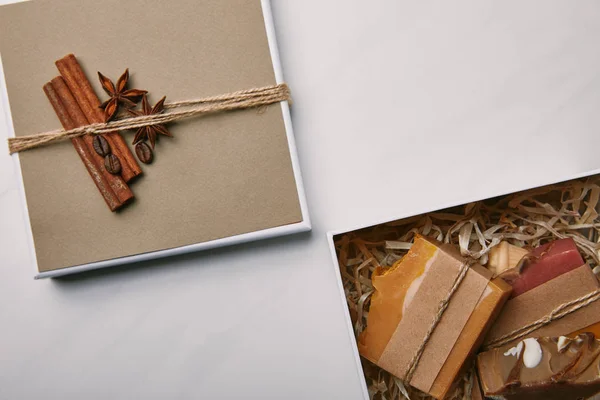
[358,236,436,362]
[358,236,511,399]
[429,277,511,399]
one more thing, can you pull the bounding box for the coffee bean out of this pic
[92,135,111,157]
[104,154,122,175]
[135,142,153,164]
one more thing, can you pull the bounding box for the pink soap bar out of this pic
[498,238,584,298]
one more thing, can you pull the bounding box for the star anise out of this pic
[128,94,173,149]
[98,69,147,122]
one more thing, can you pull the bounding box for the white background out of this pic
[2,1,600,399]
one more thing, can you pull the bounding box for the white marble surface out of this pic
[2,1,600,399]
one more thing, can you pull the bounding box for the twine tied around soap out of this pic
[7,83,291,154]
[403,258,478,384]
[483,287,600,351]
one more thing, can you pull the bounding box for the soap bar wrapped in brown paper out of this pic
[484,264,600,349]
[358,236,511,398]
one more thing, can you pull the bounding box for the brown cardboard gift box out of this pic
[0,0,310,278]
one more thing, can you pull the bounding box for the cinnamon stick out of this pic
[55,54,142,182]
[43,81,121,211]
[51,76,133,205]
[45,77,134,210]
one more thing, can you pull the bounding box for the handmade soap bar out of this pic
[429,276,511,399]
[477,333,600,400]
[485,264,600,348]
[358,236,510,399]
[498,238,584,298]
[487,241,529,277]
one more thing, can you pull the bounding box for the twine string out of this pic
[403,258,600,381]
[8,83,290,154]
[484,287,600,350]
[403,259,477,384]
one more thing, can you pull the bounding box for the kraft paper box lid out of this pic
[0,0,309,276]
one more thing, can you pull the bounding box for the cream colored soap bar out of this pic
[358,236,511,399]
[487,241,529,277]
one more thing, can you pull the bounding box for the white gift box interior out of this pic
[327,168,600,400]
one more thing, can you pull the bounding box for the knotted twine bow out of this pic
[8,83,290,154]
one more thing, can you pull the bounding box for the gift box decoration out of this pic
[0,0,309,277]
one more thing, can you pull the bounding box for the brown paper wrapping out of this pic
[484,264,600,347]
[376,243,492,393]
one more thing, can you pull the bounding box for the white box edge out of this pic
[326,231,371,400]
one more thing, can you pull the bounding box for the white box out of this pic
[327,167,600,400]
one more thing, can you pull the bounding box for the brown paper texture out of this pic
[378,247,491,393]
[0,0,302,272]
[484,265,600,347]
